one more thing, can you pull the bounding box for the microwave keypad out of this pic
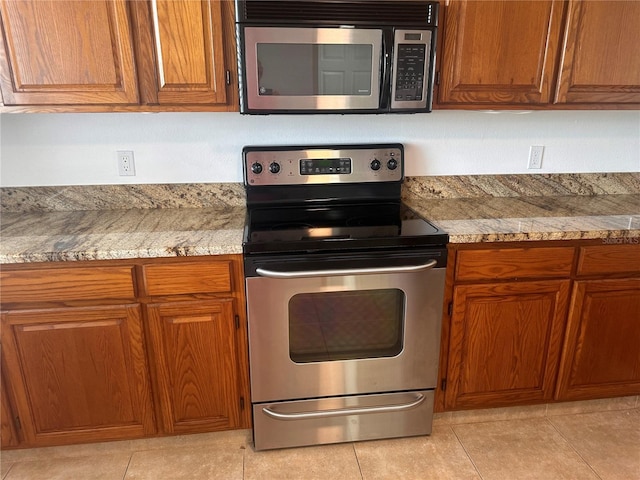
[395,44,426,101]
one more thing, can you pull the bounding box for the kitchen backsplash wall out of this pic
[1,110,639,187]
[2,173,639,213]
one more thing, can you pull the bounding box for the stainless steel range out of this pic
[242,144,448,450]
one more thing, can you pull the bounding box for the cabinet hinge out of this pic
[447,302,453,316]
[234,314,240,330]
[441,379,447,391]
[15,415,21,430]
[225,70,231,86]
[435,70,440,86]
[240,396,245,410]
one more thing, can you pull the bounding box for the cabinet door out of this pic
[555,1,640,104]
[1,370,19,448]
[146,299,242,434]
[133,0,228,106]
[556,278,640,400]
[1,305,155,446]
[438,0,565,105]
[0,0,138,105]
[445,280,571,410]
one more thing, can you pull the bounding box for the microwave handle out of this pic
[380,29,394,110]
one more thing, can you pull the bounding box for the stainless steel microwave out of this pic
[235,0,439,114]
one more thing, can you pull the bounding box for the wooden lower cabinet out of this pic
[145,299,243,434]
[1,371,19,447]
[445,280,571,409]
[555,278,640,400]
[1,304,156,446]
[0,255,250,448]
[441,242,640,412]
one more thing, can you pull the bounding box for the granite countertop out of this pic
[405,194,640,244]
[1,174,639,265]
[0,206,246,264]
[1,194,639,264]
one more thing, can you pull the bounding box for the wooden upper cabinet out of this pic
[555,1,640,104]
[132,0,229,106]
[438,0,565,105]
[0,0,238,111]
[0,0,139,105]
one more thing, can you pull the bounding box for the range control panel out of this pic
[243,144,404,186]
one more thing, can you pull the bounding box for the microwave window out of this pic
[257,43,373,96]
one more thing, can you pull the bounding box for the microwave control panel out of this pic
[391,29,432,111]
[244,145,403,186]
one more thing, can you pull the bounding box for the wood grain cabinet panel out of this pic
[145,299,242,434]
[0,0,238,111]
[0,0,139,105]
[438,0,565,105]
[0,266,136,304]
[1,305,156,446]
[455,246,575,281]
[576,244,640,276]
[445,280,571,409]
[1,370,19,447]
[555,1,640,104]
[555,278,640,400]
[142,261,232,296]
[135,0,228,105]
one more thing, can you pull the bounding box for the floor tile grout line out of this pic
[544,417,604,480]
[242,445,246,480]
[449,425,486,480]
[351,443,365,480]
[121,454,133,480]
[1,461,15,480]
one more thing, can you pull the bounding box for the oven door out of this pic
[244,250,446,403]
[238,26,384,112]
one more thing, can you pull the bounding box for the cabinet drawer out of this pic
[577,245,640,276]
[142,261,233,296]
[455,247,575,281]
[0,266,136,303]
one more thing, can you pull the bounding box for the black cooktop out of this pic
[243,201,448,254]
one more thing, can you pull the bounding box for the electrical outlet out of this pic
[528,145,544,169]
[117,150,136,176]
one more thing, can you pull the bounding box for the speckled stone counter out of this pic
[404,194,640,244]
[0,206,245,263]
[1,175,639,263]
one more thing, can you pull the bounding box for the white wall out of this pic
[1,110,638,187]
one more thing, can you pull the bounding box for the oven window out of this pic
[256,43,373,96]
[289,289,405,363]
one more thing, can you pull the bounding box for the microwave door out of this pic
[242,27,383,112]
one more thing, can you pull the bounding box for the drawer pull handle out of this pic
[262,393,425,421]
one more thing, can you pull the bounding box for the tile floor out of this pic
[1,397,638,480]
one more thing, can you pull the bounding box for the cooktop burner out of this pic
[241,144,448,254]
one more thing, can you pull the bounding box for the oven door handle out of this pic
[255,259,438,279]
[261,393,426,421]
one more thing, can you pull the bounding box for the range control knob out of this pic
[251,162,263,174]
[387,158,398,170]
[370,159,381,171]
[269,162,281,174]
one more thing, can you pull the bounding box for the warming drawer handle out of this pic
[261,393,426,421]
[255,259,438,279]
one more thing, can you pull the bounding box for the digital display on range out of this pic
[300,158,352,175]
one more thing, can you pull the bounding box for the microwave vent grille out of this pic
[241,1,436,26]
